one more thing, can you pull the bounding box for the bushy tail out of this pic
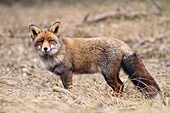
[122,53,161,99]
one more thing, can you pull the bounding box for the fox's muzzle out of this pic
[42,46,50,52]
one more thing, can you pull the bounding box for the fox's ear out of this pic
[49,21,60,36]
[29,24,41,40]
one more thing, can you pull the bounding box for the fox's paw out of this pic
[64,85,73,90]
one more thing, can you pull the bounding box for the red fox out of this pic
[29,21,161,99]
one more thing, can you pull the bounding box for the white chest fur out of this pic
[41,55,64,72]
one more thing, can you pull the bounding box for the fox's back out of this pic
[63,37,133,58]
[62,37,134,73]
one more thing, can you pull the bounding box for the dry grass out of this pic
[0,0,170,113]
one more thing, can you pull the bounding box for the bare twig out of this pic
[2,66,19,76]
[149,0,162,15]
[40,74,54,86]
[53,86,85,105]
[84,9,147,23]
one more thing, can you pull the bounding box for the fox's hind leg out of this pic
[100,57,124,96]
[102,71,124,96]
[117,74,124,94]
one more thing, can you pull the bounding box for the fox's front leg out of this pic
[60,70,73,89]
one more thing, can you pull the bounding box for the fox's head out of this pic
[29,21,61,56]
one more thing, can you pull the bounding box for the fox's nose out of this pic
[44,47,48,51]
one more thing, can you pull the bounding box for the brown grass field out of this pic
[0,0,170,113]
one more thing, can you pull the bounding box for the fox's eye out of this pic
[37,41,43,43]
[49,40,55,43]
[36,40,43,45]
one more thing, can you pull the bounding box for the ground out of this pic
[0,0,170,113]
